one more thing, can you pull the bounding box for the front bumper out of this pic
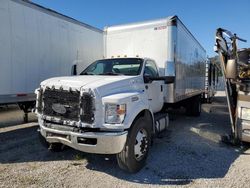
[39,120,127,154]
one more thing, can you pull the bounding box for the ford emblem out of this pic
[52,103,66,114]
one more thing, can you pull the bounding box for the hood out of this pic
[40,75,143,95]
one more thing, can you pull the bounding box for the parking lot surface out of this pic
[0,93,250,188]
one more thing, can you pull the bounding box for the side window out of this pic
[144,60,159,77]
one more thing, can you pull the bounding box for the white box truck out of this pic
[0,0,103,121]
[105,16,206,107]
[36,16,206,173]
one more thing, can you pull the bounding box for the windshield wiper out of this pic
[99,72,124,76]
[81,72,95,75]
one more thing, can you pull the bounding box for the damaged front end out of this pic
[39,88,95,126]
[35,86,127,154]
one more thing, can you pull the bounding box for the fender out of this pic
[122,95,154,131]
[101,91,154,130]
[126,109,155,134]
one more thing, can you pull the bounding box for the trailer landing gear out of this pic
[18,101,36,123]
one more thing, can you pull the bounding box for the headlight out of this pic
[105,103,126,124]
[241,107,250,121]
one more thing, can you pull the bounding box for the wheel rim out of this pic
[134,128,148,161]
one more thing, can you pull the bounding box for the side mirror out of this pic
[71,64,77,76]
[143,75,175,84]
[226,59,237,79]
[143,75,152,83]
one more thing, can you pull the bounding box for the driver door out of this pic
[144,60,164,113]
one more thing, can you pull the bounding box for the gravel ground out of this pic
[0,94,250,188]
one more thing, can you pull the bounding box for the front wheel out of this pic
[116,116,152,173]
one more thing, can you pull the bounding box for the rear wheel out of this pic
[186,95,201,117]
[207,96,212,103]
[117,116,152,173]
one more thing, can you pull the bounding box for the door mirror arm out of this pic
[144,75,175,84]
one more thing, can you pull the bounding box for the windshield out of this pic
[80,58,143,76]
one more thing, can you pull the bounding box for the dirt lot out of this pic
[0,93,250,188]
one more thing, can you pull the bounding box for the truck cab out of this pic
[36,57,170,173]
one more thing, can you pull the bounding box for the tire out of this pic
[38,132,64,152]
[186,95,201,117]
[193,95,201,116]
[116,116,152,173]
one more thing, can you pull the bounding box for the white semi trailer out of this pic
[0,0,103,121]
[36,16,206,173]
